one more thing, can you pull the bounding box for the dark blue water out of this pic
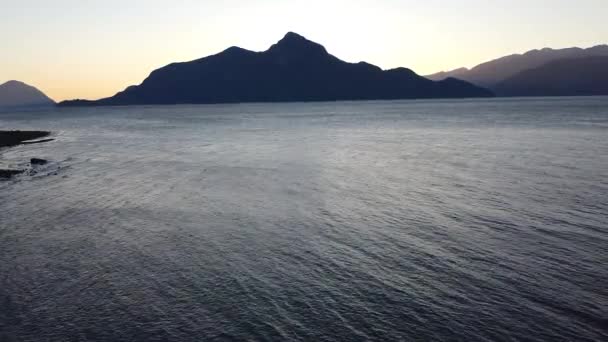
[1,97,607,341]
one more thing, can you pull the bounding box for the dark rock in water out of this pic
[0,169,24,179]
[59,32,493,107]
[30,158,48,165]
[0,131,51,148]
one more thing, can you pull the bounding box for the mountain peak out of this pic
[268,32,328,57]
[282,31,306,41]
[587,44,608,52]
[1,80,27,87]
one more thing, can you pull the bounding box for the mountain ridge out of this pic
[493,56,608,97]
[426,44,608,89]
[59,32,493,106]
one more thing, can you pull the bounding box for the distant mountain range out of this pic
[59,32,492,106]
[0,81,55,108]
[426,45,608,96]
[493,56,608,97]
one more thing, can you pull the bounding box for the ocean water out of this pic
[0,97,607,341]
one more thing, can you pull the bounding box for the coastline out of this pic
[0,130,52,178]
[0,130,51,148]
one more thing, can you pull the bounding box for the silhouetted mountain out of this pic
[425,68,470,82]
[60,32,492,106]
[426,45,608,89]
[493,56,608,97]
[0,81,55,108]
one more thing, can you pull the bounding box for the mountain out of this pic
[0,81,55,108]
[426,45,608,89]
[424,68,470,82]
[493,56,608,97]
[59,32,492,106]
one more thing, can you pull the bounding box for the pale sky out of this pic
[1,0,606,101]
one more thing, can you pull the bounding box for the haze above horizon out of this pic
[2,0,607,101]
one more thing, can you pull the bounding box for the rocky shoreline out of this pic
[0,130,51,148]
[0,130,52,178]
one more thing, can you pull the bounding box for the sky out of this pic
[1,0,607,101]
